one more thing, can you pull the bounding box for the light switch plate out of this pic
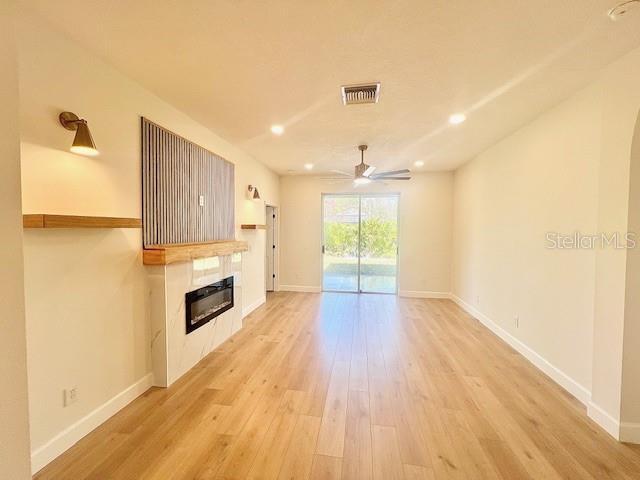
[199,195,205,207]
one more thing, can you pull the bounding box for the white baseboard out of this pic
[450,293,640,444]
[450,294,591,406]
[279,285,322,293]
[399,290,451,299]
[620,421,640,443]
[588,401,621,440]
[31,373,153,473]
[242,295,266,318]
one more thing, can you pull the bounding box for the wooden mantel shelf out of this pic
[241,224,266,230]
[23,214,142,229]
[143,240,248,265]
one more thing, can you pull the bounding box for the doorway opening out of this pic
[322,193,399,294]
[265,205,277,292]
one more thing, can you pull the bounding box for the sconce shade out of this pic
[59,111,99,157]
[248,184,261,200]
[70,121,98,156]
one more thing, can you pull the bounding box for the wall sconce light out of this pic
[247,185,261,200]
[59,111,99,157]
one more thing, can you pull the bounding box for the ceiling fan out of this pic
[325,145,411,185]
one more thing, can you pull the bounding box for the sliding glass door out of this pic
[322,195,360,292]
[322,194,399,294]
[359,195,399,293]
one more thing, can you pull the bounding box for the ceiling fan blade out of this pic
[370,169,410,178]
[320,178,353,184]
[330,169,352,177]
[374,176,411,180]
[363,165,376,177]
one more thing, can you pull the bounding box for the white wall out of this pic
[606,49,640,437]
[452,43,640,438]
[452,82,602,393]
[622,115,640,431]
[589,47,640,433]
[17,11,278,469]
[0,2,32,478]
[279,173,452,295]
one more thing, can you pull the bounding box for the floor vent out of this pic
[341,82,381,105]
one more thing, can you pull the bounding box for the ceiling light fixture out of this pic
[353,177,372,186]
[414,160,425,167]
[449,113,466,125]
[59,111,99,156]
[270,124,284,135]
[304,163,314,171]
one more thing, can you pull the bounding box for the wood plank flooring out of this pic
[35,292,640,479]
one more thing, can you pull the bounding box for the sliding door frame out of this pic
[321,192,400,294]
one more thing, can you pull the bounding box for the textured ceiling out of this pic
[20,0,640,173]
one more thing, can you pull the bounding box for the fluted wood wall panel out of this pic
[142,118,234,246]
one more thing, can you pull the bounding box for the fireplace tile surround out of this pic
[147,253,242,387]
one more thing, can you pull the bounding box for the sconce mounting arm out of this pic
[59,111,86,131]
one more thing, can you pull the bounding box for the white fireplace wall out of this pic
[148,254,243,387]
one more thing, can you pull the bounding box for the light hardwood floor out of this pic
[35,292,640,479]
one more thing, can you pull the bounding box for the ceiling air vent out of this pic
[341,82,381,105]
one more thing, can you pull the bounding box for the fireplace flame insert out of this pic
[185,276,234,334]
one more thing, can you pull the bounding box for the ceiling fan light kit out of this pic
[323,144,412,184]
[354,144,411,184]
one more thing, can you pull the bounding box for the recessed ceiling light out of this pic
[414,160,424,167]
[271,124,284,135]
[449,113,466,125]
[304,163,314,170]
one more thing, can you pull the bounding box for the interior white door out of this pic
[265,206,275,291]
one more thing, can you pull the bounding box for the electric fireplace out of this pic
[185,276,234,334]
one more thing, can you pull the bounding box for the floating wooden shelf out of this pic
[143,240,248,265]
[241,224,266,230]
[23,214,142,229]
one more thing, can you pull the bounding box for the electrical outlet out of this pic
[476,295,480,305]
[198,195,205,207]
[514,315,520,328]
[64,387,78,407]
